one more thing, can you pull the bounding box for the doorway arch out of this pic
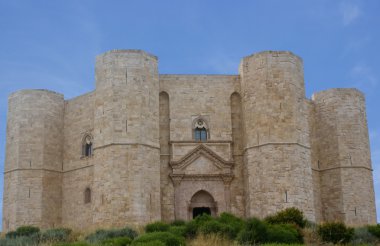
[189,190,217,219]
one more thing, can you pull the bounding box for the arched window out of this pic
[82,135,93,157]
[84,188,91,204]
[193,118,208,142]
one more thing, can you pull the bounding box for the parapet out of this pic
[96,49,158,64]
[312,88,364,102]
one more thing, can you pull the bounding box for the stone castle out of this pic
[2,50,377,231]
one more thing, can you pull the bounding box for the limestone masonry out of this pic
[2,50,377,231]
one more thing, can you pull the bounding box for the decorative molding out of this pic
[312,166,373,172]
[244,142,311,151]
[170,144,234,170]
[170,140,232,144]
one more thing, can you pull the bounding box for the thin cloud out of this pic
[340,1,361,26]
[350,64,378,90]
[204,53,239,74]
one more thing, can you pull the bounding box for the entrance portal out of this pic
[189,190,217,219]
[193,207,211,218]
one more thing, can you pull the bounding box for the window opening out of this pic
[84,188,91,204]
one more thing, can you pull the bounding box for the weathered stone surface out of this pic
[2,50,376,231]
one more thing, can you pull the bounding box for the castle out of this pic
[2,50,377,231]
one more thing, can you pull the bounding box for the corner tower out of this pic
[239,51,315,221]
[92,50,161,227]
[3,90,64,231]
[312,89,376,225]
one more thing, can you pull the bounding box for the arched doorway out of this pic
[189,190,217,219]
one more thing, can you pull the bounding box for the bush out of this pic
[5,231,18,239]
[6,226,40,239]
[265,207,306,228]
[0,236,39,246]
[16,226,40,237]
[131,240,165,246]
[101,237,132,246]
[55,242,90,246]
[266,224,302,244]
[170,220,186,226]
[86,227,138,244]
[368,224,380,238]
[168,226,186,237]
[352,226,379,245]
[317,222,354,244]
[217,212,244,239]
[237,217,268,245]
[40,228,72,243]
[184,220,198,238]
[131,232,185,246]
[145,221,170,233]
[198,220,224,235]
[184,213,214,238]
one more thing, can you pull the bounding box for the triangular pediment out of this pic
[170,144,233,172]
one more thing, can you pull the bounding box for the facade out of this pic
[2,50,377,231]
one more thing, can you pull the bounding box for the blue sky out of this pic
[0,0,379,226]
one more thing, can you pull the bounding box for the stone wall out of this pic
[2,49,377,232]
[3,90,64,230]
[92,50,161,227]
[240,51,315,221]
[61,91,95,230]
[312,89,377,225]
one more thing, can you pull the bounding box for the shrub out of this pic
[265,207,306,228]
[217,213,244,239]
[15,226,40,237]
[86,227,138,244]
[55,242,90,246]
[368,224,380,238]
[198,220,224,235]
[5,231,18,239]
[40,228,72,243]
[170,220,186,226]
[145,221,170,233]
[0,236,39,246]
[184,220,198,238]
[352,226,379,245]
[131,232,185,246]
[317,222,354,244]
[184,213,214,238]
[131,240,165,246]
[168,226,186,237]
[266,224,302,244]
[237,217,268,245]
[6,226,40,239]
[101,237,132,246]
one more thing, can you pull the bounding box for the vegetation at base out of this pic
[237,217,268,244]
[6,226,40,238]
[145,221,170,233]
[85,227,138,244]
[168,225,186,237]
[3,207,380,245]
[317,221,354,244]
[367,224,380,238]
[352,226,379,245]
[170,220,186,226]
[266,224,302,244]
[40,228,72,243]
[131,231,185,246]
[100,236,132,246]
[265,207,307,228]
[54,242,90,246]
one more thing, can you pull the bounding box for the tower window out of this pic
[195,127,207,141]
[193,118,208,142]
[84,188,91,204]
[82,135,93,157]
